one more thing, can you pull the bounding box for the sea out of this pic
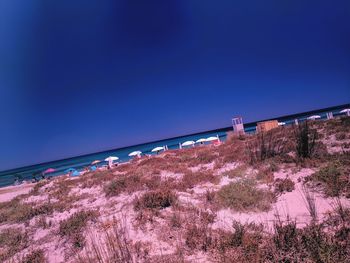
[0,104,349,188]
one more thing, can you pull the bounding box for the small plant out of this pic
[274,178,295,194]
[76,221,135,263]
[217,179,275,211]
[302,186,318,222]
[335,132,346,141]
[246,129,288,163]
[20,249,46,263]
[294,121,318,159]
[104,175,143,197]
[306,160,349,197]
[59,210,98,248]
[0,228,28,261]
[179,170,218,190]
[0,199,54,224]
[205,189,216,203]
[134,189,177,211]
[225,165,247,178]
[169,212,182,228]
[185,223,213,251]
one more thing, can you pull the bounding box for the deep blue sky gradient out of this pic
[0,0,349,171]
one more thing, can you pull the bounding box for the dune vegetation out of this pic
[0,117,350,262]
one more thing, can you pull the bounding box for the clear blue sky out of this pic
[0,0,349,171]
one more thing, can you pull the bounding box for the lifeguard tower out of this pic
[232,117,245,134]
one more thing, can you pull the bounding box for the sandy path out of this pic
[0,183,34,203]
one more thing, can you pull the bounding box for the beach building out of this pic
[256,120,279,133]
[232,117,245,134]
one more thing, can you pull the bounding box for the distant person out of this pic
[31,173,39,183]
[108,160,113,169]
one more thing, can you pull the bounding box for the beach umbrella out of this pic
[181,141,195,147]
[71,170,80,177]
[91,160,100,165]
[128,151,142,157]
[307,115,321,120]
[104,156,119,162]
[278,122,286,126]
[206,136,219,142]
[43,168,55,174]
[90,166,97,171]
[195,138,206,144]
[151,146,165,153]
[340,109,350,116]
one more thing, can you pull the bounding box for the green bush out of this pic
[217,179,275,212]
[307,160,349,197]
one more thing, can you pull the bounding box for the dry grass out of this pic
[76,220,148,263]
[224,165,247,179]
[0,198,55,224]
[19,249,46,263]
[134,189,177,211]
[246,127,291,164]
[59,210,98,248]
[178,170,219,190]
[274,178,295,195]
[0,228,29,261]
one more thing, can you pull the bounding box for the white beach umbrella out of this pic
[181,140,195,147]
[128,151,142,157]
[340,109,350,116]
[151,146,165,153]
[104,156,119,162]
[307,115,321,120]
[195,138,206,144]
[278,122,286,126]
[206,136,219,142]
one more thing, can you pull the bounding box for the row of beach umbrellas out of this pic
[44,109,350,177]
[180,136,220,148]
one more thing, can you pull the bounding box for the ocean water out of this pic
[0,105,348,187]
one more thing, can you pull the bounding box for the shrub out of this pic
[246,128,289,163]
[75,221,135,263]
[335,132,346,141]
[217,179,275,212]
[134,189,177,211]
[274,178,295,194]
[30,181,48,196]
[0,199,54,224]
[104,175,143,197]
[185,223,212,251]
[20,249,46,263]
[294,121,318,159]
[205,190,216,203]
[59,210,98,248]
[225,165,247,178]
[0,228,28,261]
[213,221,264,262]
[306,160,349,197]
[179,170,219,190]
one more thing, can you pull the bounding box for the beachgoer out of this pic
[108,160,112,169]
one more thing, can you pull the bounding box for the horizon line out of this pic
[1,102,349,174]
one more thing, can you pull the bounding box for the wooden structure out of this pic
[256,120,279,133]
[232,117,245,134]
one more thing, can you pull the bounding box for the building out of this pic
[232,117,245,134]
[256,120,279,133]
